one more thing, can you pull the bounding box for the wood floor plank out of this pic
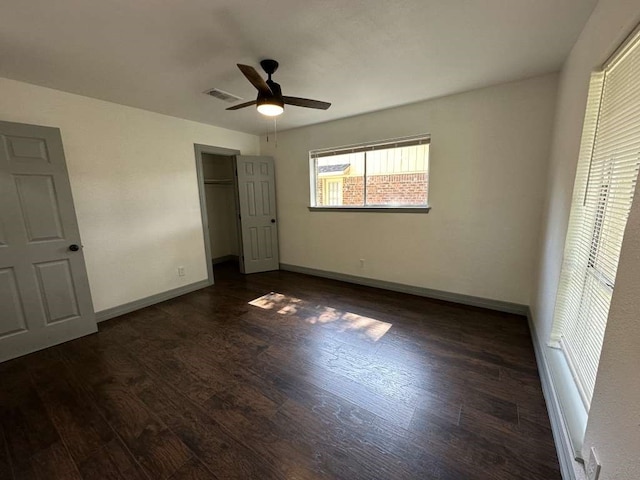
[134,375,292,479]
[28,359,115,465]
[168,457,218,480]
[266,339,424,407]
[252,348,418,429]
[0,368,61,474]
[459,405,560,475]
[409,410,520,480]
[76,438,149,480]
[271,381,428,480]
[202,399,332,480]
[0,426,13,480]
[463,389,519,425]
[58,345,192,480]
[12,441,81,480]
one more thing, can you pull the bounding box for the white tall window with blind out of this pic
[551,30,640,409]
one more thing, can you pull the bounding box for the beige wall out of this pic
[261,74,558,306]
[531,0,640,478]
[0,77,259,313]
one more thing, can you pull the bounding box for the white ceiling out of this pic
[0,0,597,135]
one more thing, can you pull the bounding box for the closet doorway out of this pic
[203,152,241,274]
[194,144,280,284]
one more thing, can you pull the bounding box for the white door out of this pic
[0,121,96,362]
[235,156,279,273]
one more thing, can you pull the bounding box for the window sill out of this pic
[545,345,588,458]
[308,206,431,213]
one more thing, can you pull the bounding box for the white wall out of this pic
[0,77,259,313]
[205,184,239,259]
[531,0,640,478]
[584,184,640,479]
[261,74,558,305]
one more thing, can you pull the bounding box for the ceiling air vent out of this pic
[204,88,243,103]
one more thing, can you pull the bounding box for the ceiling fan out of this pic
[227,59,331,117]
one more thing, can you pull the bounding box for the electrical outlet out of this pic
[177,266,185,277]
[586,447,601,480]
[359,259,365,268]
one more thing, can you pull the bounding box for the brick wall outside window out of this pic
[317,172,428,206]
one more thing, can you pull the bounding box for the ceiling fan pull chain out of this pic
[274,117,278,148]
[266,115,270,143]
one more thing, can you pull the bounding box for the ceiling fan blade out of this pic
[237,64,272,96]
[226,100,257,111]
[283,96,331,110]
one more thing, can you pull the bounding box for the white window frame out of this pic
[308,135,431,212]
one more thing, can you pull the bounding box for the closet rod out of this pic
[204,179,233,185]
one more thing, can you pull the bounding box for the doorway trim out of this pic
[194,144,241,285]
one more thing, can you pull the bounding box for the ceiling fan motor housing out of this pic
[258,79,284,114]
[260,59,279,76]
[257,94,284,110]
[265,80,283,99]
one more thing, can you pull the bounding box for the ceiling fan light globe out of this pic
[257,103,284,116]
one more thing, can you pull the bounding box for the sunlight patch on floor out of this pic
[249,292,392,342]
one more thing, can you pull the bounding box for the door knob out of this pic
[271,219,276,223]
[69,244,80,252]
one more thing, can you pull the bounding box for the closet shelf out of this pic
[204,178,233,185]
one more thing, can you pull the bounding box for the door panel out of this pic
[0,120,96,362]
[5,135,50,163]
[34,260,81,324]
[15,174,65,242]
[263,226,273,259]
[0,268,27,337]
[236,156,279,273]
[246,182,257,216]
[261,181,271,215]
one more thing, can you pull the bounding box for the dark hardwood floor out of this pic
[0,263,561,479]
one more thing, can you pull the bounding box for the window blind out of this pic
[551,30,640,409]
[310,135,430,159]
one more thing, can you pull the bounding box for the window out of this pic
[551,30,640,409]
[309,135,430,210]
